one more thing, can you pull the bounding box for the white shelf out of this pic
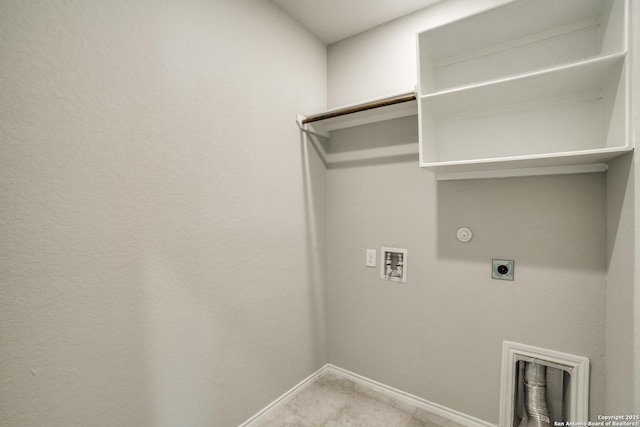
[421,0,606,62]
[418,0,625,93]
[423,147,631,181]
[420,53,624,117]
[417,0,630,180]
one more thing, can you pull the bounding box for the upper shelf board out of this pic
[420,52,625,117]
[420,0,608,61]
[422,146,632,180]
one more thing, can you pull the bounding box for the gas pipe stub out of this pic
[456,227,473,243]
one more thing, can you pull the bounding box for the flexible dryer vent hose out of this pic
[524,362,551,427]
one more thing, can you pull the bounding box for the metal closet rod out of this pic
[301,91,416,125]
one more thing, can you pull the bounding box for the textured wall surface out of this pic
[325,1,617,421]
[601,0,638,413]
[636,24,640,416]
[327,0,511,107]
[0,1,327,426]
[2,0,638,425]
[606,152,635,412]
[325,122,607,422]
[631,0,640,412]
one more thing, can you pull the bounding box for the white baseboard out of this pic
[239,363,496,427]
[238,365,331,427]
[325,364,496,427]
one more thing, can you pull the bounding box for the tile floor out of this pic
[251,371,466,427]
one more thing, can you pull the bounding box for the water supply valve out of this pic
[380,247,408,283]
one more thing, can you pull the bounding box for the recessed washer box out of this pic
[380,247,407,283]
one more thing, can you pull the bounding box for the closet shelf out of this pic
[416,0,631,180]
[423,147,633,181]
[298,90,417,136]
[420,53,625,117]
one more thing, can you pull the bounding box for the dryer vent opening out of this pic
[500,342,590,427]
[513,360,572,427]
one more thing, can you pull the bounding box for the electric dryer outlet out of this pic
[492,259,514,280]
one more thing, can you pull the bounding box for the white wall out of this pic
[327,0,511,107]
[0,1,327,426]
[325,0,620,422]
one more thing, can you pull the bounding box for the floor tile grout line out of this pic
[259,371,456,427]
[318,387,359,426]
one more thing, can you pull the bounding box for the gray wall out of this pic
[634,1,640,409]
[0,1,327,426]
[606,152,635,411]
[325,0,632,421]
[1,0,637,425]
[636,30,640,416]
[605,0,639,412]
[325,117,607,423]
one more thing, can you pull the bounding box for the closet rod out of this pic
[301,91,416,125]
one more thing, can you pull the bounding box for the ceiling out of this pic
[272,0,442,44]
